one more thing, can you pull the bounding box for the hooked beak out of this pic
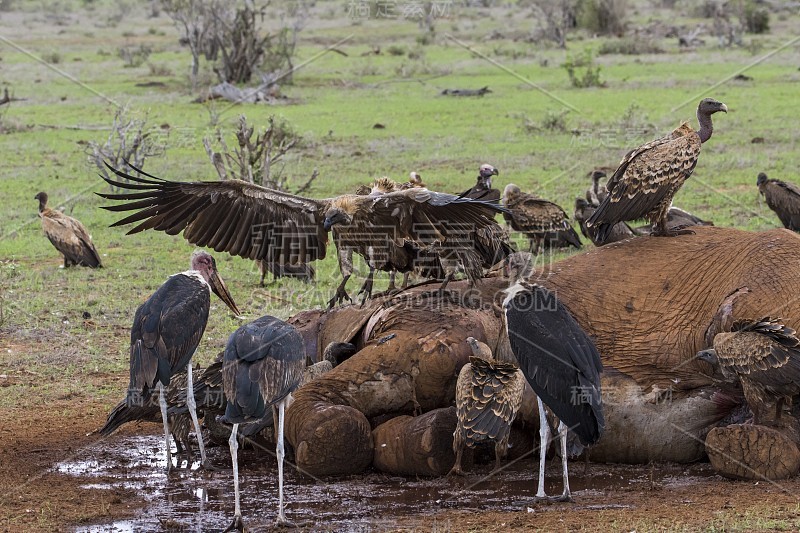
[208,269,241,316]
[492,168,499,176]
[323,218,334,231]
[720,103,728,113]
[697,349,718,364]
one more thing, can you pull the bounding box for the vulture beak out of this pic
[323,218,334,231]
[720,103,728,113]
[208,269,241,316]
[696,349,718,364]
[323,211,349,231]
[492,168,499,176]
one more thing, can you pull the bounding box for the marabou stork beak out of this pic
[208,270,241,316]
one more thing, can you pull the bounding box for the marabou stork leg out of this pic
[223,423,246,533]
[534,396,550,501]
[157,382,173,473]
[357,268,375,307]
[327,274,352,309]
[553,420,574,502]
[275,398,295,526]
[185,362,213,470]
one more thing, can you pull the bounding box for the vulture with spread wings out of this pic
[97,163,511,307]
[586,98,727,243]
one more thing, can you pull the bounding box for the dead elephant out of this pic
[285,226,800,480]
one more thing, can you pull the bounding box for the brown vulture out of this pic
[400,171,426,189]
[97,163,511,308]
[757,172,800,231]
[462,163,501,202]
[502,184,582,253]
[632,206,714,235]
[34,192,102,268]
[449,337,524,476]
[699,317,800,424]
[586,98,727,242]
[574,197,634,246]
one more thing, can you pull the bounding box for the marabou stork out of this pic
[128,250,239,471]
[221,315,306,530]
[503,281,604,501]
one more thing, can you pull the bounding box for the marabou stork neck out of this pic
[129,250,239,472]
[503,281,604,502]
[221,315,305,531]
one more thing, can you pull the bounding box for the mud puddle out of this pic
[58,436,719,531]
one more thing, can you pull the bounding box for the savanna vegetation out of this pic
[1,0,799,530]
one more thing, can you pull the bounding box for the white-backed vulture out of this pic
[35,191,102,268]
[586,98,727,242]
[502,184,581,253]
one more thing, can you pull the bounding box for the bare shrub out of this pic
[118,44,153,68]
[202,114,313,192]
[524,0,578,48]
[578,0,628,36]
[88,107,166,192]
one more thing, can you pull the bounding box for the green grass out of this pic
[0,0,798,410]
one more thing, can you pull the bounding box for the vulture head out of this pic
[574,197,593,222]
[190,250,241,316]
[502,183,521,204]
[590,170,606,183]
[408,172,424,186]
[756,172,768,190]
[697,98,728,116]
[34,191,49,212]
[322,341,357,366]
[478,164,499,188]
[504,251,535,282]
[323,199,356,231]
[466,336,494,361]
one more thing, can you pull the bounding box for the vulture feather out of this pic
[574,198,634,246]
[461,163,501,202]
[502,184,581,253]
[757,172,800,231]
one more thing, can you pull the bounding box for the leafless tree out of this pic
[88,107,166,192]
[528,0,577,48]
[202,114,315,193]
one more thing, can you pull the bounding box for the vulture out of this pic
[462,164,501,202]
[98,362,224,456]
[126,250,239,471]
[502,184,582,254]
[34,191,102,268]
[585,170,608,205]
[574,198,634,246]
[632,206,714,236]
[400,171,426,189]
[757,172,800,231]
[97,163,510,308]
[449,337,524,476]
[699,317,800,424]
[586,98,728,242]
[222,315,306,530]
[504,281,604,501]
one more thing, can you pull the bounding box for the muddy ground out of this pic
[3,399,800,532]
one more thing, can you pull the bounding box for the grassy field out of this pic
[0,0,799,529]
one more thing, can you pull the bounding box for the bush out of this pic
[386,45,406,56]
[562,48,604,88]
[118,44,152,68]
[578,0,627,35]
[598,37,664,55]
[741,1,769,34]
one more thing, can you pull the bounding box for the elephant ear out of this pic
[704,286,752,348]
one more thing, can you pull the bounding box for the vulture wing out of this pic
[503,282,604,446]
[129,274,210,395]
[222,316,305,424]
[40,210,102,267]
[764,180,800,231]
[97,163,329,264]
[458,357,524,443]
[586,125,701,236]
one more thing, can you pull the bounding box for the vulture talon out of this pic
[327,286,351,309]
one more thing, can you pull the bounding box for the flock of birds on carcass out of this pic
[31,97,800,528]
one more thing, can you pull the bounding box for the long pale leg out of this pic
[535,396,550,499]
[556,420,573,502]
[223,424,244,532]
[185,362,209,468]
[158,382,172,473]
[276,398,293,525]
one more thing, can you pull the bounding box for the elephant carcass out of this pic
[285,227,800,478]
